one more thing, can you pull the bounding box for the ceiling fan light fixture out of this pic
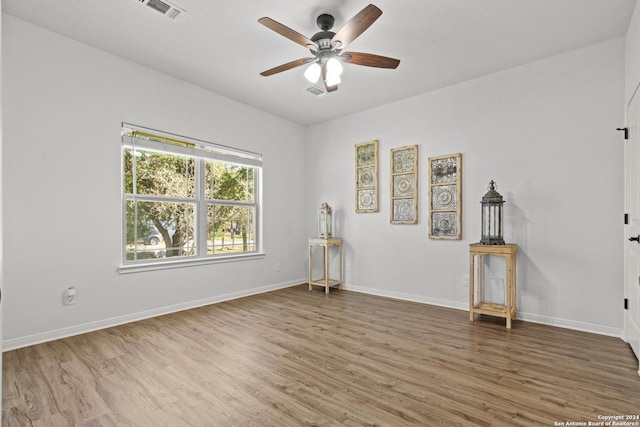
[325,74,341,87]
[304,62,321,83]
[326,57,343,78]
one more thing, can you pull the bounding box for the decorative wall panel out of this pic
[428,153,462,239]
[355,140,379,213]
[390,145,418,224]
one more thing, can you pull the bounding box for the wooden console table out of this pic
[308,237,343,294]
[469,243,517,328]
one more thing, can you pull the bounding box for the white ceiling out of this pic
[2,0,637,126]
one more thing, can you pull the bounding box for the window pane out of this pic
[205,161,254,202]
[123,147,134,194]
[125,200,196,261]
[132,150,195,198]
[207,205,255,254]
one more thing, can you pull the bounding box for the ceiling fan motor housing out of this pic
[311,33,335,51]
[311,14,336,50]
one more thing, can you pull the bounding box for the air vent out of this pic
[306,86,326,96]
[138,0,186,19]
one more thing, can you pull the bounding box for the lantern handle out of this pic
[488,180,497,191]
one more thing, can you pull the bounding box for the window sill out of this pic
[118,252,266,274]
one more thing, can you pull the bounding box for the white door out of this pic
[624,84,640,375]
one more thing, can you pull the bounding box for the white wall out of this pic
[306,38,626,335]
[2,15,308,348]
[627,1,640,103]
[0,0,4,398]
[1,12,630,347]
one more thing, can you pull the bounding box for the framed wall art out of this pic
[355,140,379,213]
[428,153,462,239]
[390,145,418,224]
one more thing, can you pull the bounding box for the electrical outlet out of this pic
[275,262,280,272]
[64,287,76,305]
[463,275,470,287]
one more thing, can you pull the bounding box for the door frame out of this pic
[623,81,640,376]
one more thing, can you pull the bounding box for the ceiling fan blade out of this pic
[341,52,400,69]
[260,58,313,76]
[331,4,382,48]
[258,17,315,49]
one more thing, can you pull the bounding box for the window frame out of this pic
[119,123,264,274]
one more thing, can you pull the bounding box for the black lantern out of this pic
[480,180,505,245]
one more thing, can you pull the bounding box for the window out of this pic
[121,123,262,270]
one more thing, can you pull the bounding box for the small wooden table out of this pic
[469,243,517,328]
[308,237,343,294]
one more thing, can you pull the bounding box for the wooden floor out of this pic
[3,285,640,426]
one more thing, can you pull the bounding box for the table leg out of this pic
[469,253,475,322]
[308,244,312,291]
[338,243,343,290]
[506,282,512,329]
[510,253,517,320]
[324,244,329,294]
[475,254,484,322]
[505,253,513,328]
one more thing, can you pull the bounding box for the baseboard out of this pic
[518,312,623,338]
[343,284,624,338]
[343,284,468,311]
[3,279,305,351]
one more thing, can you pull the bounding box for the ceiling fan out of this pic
[258,4,400,93]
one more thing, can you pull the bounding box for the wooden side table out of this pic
[469,243,517,328]
[308,237,343,294]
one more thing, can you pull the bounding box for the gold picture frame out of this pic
[428,153,462,239]
[355,140,379,213]
[390,145,418,224]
